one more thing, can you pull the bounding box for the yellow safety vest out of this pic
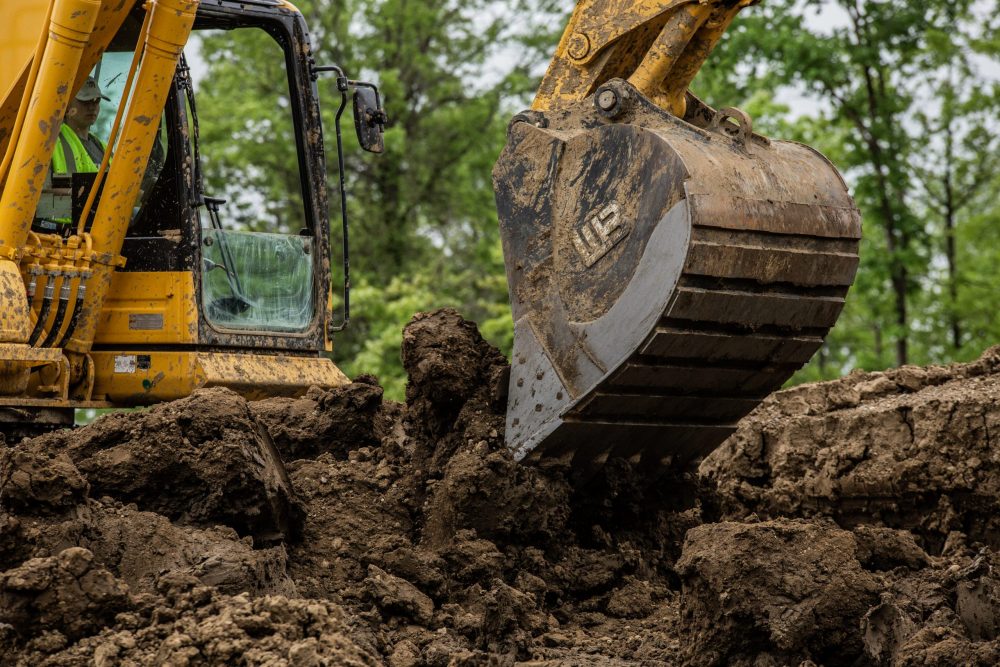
[51,124,105,175]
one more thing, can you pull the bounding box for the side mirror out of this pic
[309,63,388,333]
[353,86,386,154]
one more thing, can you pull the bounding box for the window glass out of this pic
[34,51,168,232]
[191,26,307,233]
[192,25,314,334]
[201,228,314,332]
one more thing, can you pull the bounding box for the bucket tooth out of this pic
[493,80,861,473]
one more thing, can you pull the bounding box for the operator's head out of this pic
[66,77,109,128]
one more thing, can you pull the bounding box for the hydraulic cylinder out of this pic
[65,0,199,359]
[0,0,100,344]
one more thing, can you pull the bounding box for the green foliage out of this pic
[196,28,304,231]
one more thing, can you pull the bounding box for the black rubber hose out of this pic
[56,278,87,349]
[40,277,73,348]
[27,274,56,346]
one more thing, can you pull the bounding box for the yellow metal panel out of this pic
[91,351,201,403]
[94,271,199,345]
[91,351,350,404]
[0,0,48,102]
[0,344,63,364]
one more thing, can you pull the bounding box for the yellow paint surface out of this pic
[94,271,199,345]
[0,0,47,105]
[91,351,350,404]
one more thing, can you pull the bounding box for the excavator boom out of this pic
[495,0,861,474]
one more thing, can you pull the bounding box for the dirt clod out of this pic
[0,547,130,641]
[254,377,389,460]
[677,519,879,666]
[0,447,88,514]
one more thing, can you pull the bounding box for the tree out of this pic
[911,15,1000,354]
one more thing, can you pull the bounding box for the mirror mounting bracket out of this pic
[310,63,388,334]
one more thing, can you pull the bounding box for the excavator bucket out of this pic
[494,80,861,473]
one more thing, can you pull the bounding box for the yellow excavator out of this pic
[0,0,860,473]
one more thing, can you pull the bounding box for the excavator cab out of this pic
[87,1,385,403]
[0,0,383,435]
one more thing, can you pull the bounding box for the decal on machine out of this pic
[114,355,137,374]
[573,202,631,268]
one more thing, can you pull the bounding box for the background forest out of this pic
[195,0,1000,399]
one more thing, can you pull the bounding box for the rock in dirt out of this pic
[676,519,880,666]
[28,388,303,542]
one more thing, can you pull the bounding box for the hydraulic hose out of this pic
[40,275,74,348]
[27,273,56,346]
[56,274,89,349]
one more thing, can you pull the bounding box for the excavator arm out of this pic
[494,0,861,476]
[0,0,198,410]
[535,0,755,117]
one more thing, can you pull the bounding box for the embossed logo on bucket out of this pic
[572,202,631,268]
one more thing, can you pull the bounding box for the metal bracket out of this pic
[709,106,770,150]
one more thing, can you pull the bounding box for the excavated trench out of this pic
[2,308,1000,665]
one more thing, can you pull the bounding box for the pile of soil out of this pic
[2,308,1000,665]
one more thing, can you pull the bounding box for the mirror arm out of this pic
[312,64,387,334]
[328,89,351,333]
[312,63,353,332]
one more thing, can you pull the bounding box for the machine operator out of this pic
[51,76,108,175]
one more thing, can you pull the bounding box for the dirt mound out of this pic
[703,348,1000,552]
[677,519,880,665]
[21,389,303,543]
[2,310,1000,664]
[1,569,379,666]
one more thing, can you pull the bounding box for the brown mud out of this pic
[2,308,1000,665]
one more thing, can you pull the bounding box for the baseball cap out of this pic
[76,77,110,102]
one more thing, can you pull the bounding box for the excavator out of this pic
[0,0,860,474]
